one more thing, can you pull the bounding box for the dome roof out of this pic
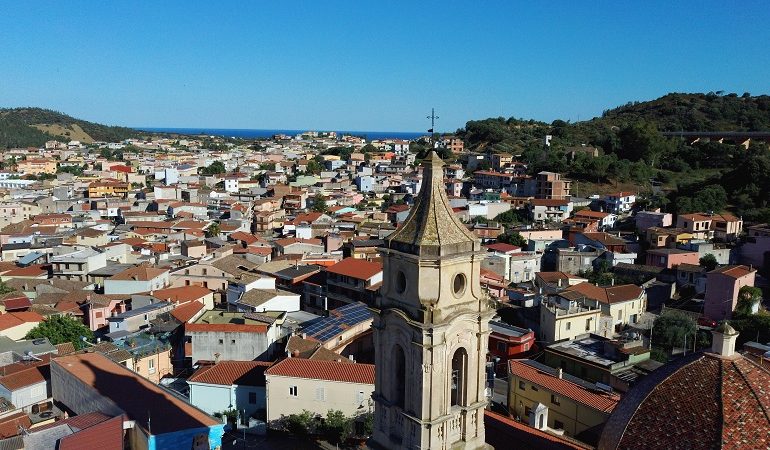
[598,352,770,450]
[384,151,480,257]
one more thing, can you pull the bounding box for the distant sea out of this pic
[136,127,425,141]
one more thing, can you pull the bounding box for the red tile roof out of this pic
[565,282,643,304]
[485,243,521,253]
[710,264,756,279]
[170,301,205,323]
[265,358,375,384]
[52,353,219,435]
[58,415,124,450]
[484,410,591,450]
[2,296,31,311]
[153,285,212,304]
[0,411,31,438]
[509,360,619,413]
[0,365,47,391]
[188,360,271,387]
[600,352,770,449]
[326,257,382,280]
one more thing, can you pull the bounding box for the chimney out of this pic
[292,350,299,358]
[711,321,739,357]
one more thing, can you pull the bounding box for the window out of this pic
[148,358,156,374]
[356,391,365,405]
[248,392,257,404]
[585,318,591,331]
[554,420,564,430]
[497,342,507,353]
[518,381,525,391]
[315,387,325,401]
[218,339,224,345]
[231,339,236,345]
[531,385,539,392]
[551,394,560,406]
[524,406,531,417]
[617,310,622,320]
[289,386,298,397]
[450,348,468,407]
[392,344,406,408]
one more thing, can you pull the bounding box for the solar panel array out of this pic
[303,302,372,343]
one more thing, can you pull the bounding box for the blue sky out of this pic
[1,1,769,131]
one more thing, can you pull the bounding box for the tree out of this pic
[25,315,93,350]
[0,280,15,295]
[320,410,353,444]
[496,232,527,248]
[311,194,327,213]
[207,222,221,238]
[699,254,718,271]
[199,161,226,175]
[735,286,762,316]
[651,310,697,350]
[305,159,323,175]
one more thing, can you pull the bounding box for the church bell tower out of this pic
[370,151,494,450]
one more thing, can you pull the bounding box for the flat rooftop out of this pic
[52,352,219,435]
[193,310,268,326]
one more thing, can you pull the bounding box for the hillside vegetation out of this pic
[456,92,770,222]
[0,108,140,148]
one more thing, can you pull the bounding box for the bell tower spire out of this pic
[370,151,493,450]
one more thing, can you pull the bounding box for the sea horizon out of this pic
[136,127,427,141]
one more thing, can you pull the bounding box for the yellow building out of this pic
[540,291,602,343]
[508,359,619,439]
[18,159,56,175]
[87,180,129,198]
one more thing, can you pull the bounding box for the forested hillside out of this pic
[455,92,770,222]
[0,108,140,148]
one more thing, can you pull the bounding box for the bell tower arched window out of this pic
[450,348,468,407]
[392,344,406,408]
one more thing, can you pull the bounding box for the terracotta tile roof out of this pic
[32,411,112,432]
[56,342,77,356]
[109,265,168,281]
[485,243,521,253]
[1,265,48,277]
[153,285,211,304]
[170,301,205,323]
[326,257,382,280]
[1,296,31,311]
[575,210,611,219]
[709,264,756,279]
[58,415,124,450]
[275,237,323,248]
[510,360,619,413]
[229,231,260,245]
[286,335,320,359]
[484,410,591,450]
[188,360,271,386]
[0,311,44,331]
[599,352,770,450]
[0,365,47,391]
[265,358,374,384]
[565,282,643,304]
[0,411,31,439]
[52,353,219,435]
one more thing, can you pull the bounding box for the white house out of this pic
[603,192,636,214]
[187,360,271,419]
[104,266,170,295]
[264,358,374,426]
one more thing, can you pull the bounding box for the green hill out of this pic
[455,92,770,222]
[0,107,141,149]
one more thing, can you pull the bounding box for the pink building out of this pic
[645,248,699,269]
[704,265,757,321]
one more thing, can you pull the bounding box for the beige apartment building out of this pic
[508,359,619,438]
[264,358,374,425]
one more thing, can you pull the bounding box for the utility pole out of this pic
[427,108,439,148]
